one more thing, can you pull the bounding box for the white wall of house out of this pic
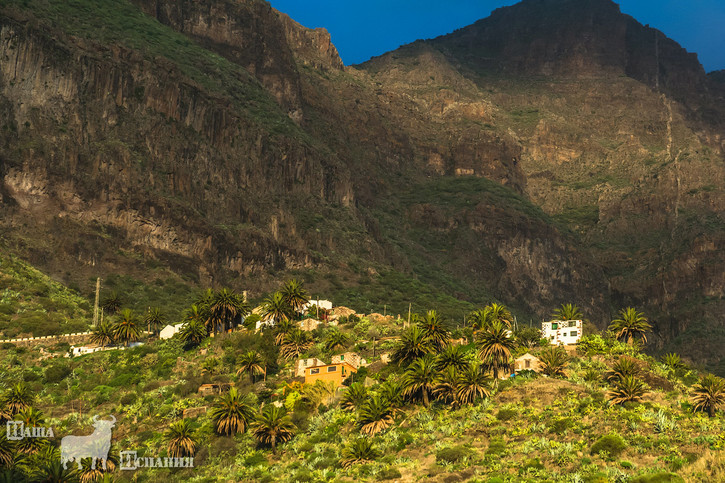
[304,299,333,311]
[159,323,184,340]
[541,320,582,345]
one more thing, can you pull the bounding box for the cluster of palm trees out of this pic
[167,387,297,457]
[0,383,117,482]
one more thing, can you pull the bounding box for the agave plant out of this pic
[606,376,647,405]
[340,382,368,411]
[210,388,256,436]
[661,353,684,371]
[340,438,381,468]
[166,419,197,458]
[0,433,14,467]
[251,406,295,453]
[539,346,569,377]
[691,374,725,418]
[357,395,394,436]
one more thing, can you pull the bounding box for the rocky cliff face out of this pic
[1,0,723,368]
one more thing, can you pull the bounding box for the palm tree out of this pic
[15,407,46,454]
[29,448,77,482]
[436,344,470,373]
[201,358,220,376]
[607,376,647,405]
[417,310,450,351]
[166,419,197,458]
[236,351,265,383]
[90,321,115,347]
[273,318,295,345]
[539,346,569,377]
[379,378,405,415]
[0,433,14,467]
[476,321,515,380]
[280,329,313,361]
[77,449,119,483]
[261,292,293,326]
[433,366,459,405]
[323,329,350,352]
[691,375,725,418]
[609,307,652,345]
[487,303,513,327]
[604,357,640,384]
[455,363,491,405]
[179,318,207,347]
[210,388,256,436]
[340,382,367,411]
[251,406,295,453]
[514,326,543,349]
[281,279,309,314]
[3,382,34,415]
[101,292,122,315]
[468,308,494,332]
[402,355,438,407]
[112,309,141,347]
[340,438,380,468]
[143,307,166,336]
[391,326,433,366]
[209,288,249,334]
[357,395,394,436]
[552,303,582,321]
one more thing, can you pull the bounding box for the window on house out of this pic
[340,355,344,361]
[328,366,337,372]
[342,368,347,375]
[550,336,555,340]
[310,368,320,375]
[552,323,558,330]
[571,331,577,337]
[569,321,576,327]
[525,360,531,368]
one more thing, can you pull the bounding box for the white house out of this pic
[303,299,333,312]
[541,320,582,345]
[159,323,184,340]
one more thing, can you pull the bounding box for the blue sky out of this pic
[268,0,725,72]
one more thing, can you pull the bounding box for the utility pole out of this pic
[407,303,411,328]
[372,337,376,357]
[384,305,387,317]
[93,277,101,327]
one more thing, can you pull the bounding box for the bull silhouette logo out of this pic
[61,415,116,470]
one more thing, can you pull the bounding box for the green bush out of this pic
[629,473,684,483]
[120,393,137,405]
[620,461,634,469]
[378,466,402,480]
[548,417,574,433]
[519,457,544,473]
[590,434,626,458]
[496,408,517,421]
[436,445,474,463]
[44,364,72,384]
[485,438,506,457]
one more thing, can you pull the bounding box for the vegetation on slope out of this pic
[2,280,725,482]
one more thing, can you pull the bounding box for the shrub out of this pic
[620,461,634,469]
[485,438,506,457]
[548,417,574,433]
[629,473,684,483]
[378,467,402,480]
[519,458,544,473]
[436,445,474,463]
[44,364,72,384]
[496,408,517,421]
[590,434,626,458]
[120,393,137,405]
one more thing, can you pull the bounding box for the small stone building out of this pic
[331,352,367,370]
[514,353,543,373]
[294,357,326,378]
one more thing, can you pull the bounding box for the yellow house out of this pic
[304,362,357,387]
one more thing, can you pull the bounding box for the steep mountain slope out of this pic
[360,0,725,367]
[0,0,723,370]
